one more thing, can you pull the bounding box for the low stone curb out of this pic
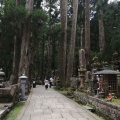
[0,103,13,119]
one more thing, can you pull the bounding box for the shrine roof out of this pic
[93,70,120,75]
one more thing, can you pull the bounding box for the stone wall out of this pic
[0,83,20,103]
[74,91,120,120]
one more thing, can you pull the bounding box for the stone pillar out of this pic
[78,49,86,88]
[78,66,86,88]
[79,49,86,68]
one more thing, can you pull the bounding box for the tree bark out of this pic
[12,26,21,84]
[46,38,52,76]
[85,0,90,65]
[59,0,68,87]
[18,0,33,94]
[66,0,78,87]
[12,0,22,84]
[26,0,33,14]
[16,0,20,5]
[18,18,31,76]
[99,10,105,53]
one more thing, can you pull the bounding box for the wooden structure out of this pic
[93,69,120,96]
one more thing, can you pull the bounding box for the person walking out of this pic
[44,79,49,90]
[49,77,53,88]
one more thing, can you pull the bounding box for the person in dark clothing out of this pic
[49,77,53,88]
[44,79,49,89]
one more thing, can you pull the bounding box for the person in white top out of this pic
[49,77,53,88]
[44,79,49,89]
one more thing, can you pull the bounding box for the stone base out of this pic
[19,97,27,101]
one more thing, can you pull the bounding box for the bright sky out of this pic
[108,0,120,3]
[41,0,120,10]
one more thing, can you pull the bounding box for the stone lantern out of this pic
[78,66,86,88]
[19,74,27,101]
[0,68,5,88]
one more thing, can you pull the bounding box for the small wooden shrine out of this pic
[93,69,120,96]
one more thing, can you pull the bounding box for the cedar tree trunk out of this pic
[85,0,90,65]
[66,0,78,87]
[59,0,68,87]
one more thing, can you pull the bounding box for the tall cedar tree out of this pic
[59,0,68,87]
[98,0,108,53]
[85,0,90,66]
[18,0,33,92]
[99,9,105,53]
[66,0,78,87]
[12,0,22,84]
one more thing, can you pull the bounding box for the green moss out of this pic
[3,102,25,120]
[110,98,120,106]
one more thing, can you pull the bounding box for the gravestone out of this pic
[9,74,14,85]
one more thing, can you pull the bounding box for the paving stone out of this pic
[40,114,52,119]
[61,113,74,119]
[69,108,79,113]
[45,118,66,120]
[66,118,77,120]
[70,112,83,118]
[51,108,62,113]
[43,109,53,114]
[56,105,65,109]
[40,106,49,109]
[21,115,31,120]
[77,118,88,120]
[30,116,40,120]
[51,113,63,119]
[60,108,70,113]
[34,109,44,114]
[16,85,100,120]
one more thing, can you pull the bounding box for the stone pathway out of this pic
[16,85,100,120]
